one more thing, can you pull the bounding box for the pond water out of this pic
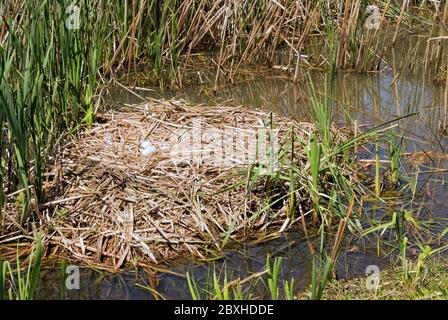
[36,34,448,299]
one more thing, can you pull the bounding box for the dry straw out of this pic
[3,99,356,270]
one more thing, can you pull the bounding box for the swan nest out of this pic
[3,99,357,270]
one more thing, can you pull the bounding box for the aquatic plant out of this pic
[0,234,42,300]
[1,0,446,227]
[0,0,447,301]
[186,256,292,300]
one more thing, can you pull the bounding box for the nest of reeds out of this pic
[8,99,355,269]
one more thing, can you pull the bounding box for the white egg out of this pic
[141,140,152,149]
[141,145,156,157]
[104,133,113,145]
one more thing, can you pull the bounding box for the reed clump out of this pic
[1,0,446,227]
[0,99,367,269]
[1,0,445,274]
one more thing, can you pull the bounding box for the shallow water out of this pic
[36,234,388,300]
[36,34,448,299]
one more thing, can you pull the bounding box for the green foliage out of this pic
[1,234,43,300]
[186,256,295,300]
[310,256,334,300]
[266,255,282,300]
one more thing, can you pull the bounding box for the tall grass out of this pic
[0,259,6,300]
[0,234,42,300]
[1,0,445,228]
[1,0,105,223]
[0,0,444,301]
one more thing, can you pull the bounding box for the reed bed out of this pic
[1,0,446,274]
[0,99,363,269]
[1,0,447,226]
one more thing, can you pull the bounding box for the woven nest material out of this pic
[24,99,351,269]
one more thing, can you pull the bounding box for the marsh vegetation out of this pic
[0,0,448,300]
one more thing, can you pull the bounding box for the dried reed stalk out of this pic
[2,99,356,269]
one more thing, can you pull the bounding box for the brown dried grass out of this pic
[2,99,353,270]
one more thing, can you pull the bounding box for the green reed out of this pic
[0,234,42,300]
[1,1,443,227]
[186,256,294,300]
